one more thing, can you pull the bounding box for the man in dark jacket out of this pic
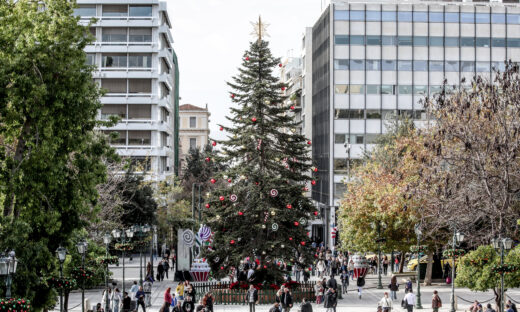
[300,298,313,312]
[327,276,338,291]
[324,288,337,312]
[269,303,281,312]
[280,287,293,312]
[246,285,259,312]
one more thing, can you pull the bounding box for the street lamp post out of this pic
[133,225,150,286]
[492,237,513,312]
[112,228,134,294]
[76,241,88,312]
[103,233,112,312]
[414,224,423,309]
[0,251,18,298]
[449,229,464,312]
[56,247,67,312]
[372,221,386,289]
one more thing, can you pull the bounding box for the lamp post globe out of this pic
[1,251,17,299]
[56,247,67,312]
[76,241,88,312]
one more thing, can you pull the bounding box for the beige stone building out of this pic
[179,104,210,172]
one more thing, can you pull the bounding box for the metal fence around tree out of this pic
[191,281,319,305]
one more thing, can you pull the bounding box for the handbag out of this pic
[401,299,408,308]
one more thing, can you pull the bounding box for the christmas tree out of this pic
[202,29,317,283]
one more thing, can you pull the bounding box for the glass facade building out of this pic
[76,0,178,180]
[310,0,520,209]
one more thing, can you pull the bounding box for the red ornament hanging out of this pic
[230,240,235,244]
[307,140,312,145]
[227,178,232,183]
[279,63,282,67]
[231,94,235,98]
[263,265,267,269]
[219,196,225,201]
[281,87,286,91]
[210,178,216,184]
[219,126,224,131]
[205,204,210,209]
[220,266,224,270]
[313,211,318,216]
[286,204,292,209]
[294,221,299,226]
[289,237,293,241]
[290,105,295,110]
[313,167,318,172]
[311,180,316,185]
[252,117,257,122]
[301,241,306,246]
[238,211,243,216]
[212,141,217,146]
[245,56,250,61]
[205,157,211,162]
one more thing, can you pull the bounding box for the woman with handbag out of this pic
[378,292,393,312]
[431,290,442,312]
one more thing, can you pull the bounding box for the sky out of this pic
[168,0,328,140]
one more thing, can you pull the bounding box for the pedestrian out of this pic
[485,303,496,312]
[383,256,389,275]
[163,259,170,280]
[347,259,355,281]
[182,296,194,312]
[195,299,205,312]
[402,289,416,312]
[431,290,442,312]
[357,275,365,299]
[101,288,112,312]
[158,261,165,281]
[245,284,258,312]
[111,288,122,312]
[172,302,182,312]
[130,281,139,302]
[96,303,103,312]
[185,285,196,303]
[469,300,481,312]
[300,298,312,312]
[146,261,152,280]
[507,300,518,312]
[135,286,146,312]
[378,292,393,312]
[176,282,185,301]
[323,287,337,312]
[143,277,153,307]
[203,292,214,312]
[170,293,178,310]
[507,305,515,312]
[280,287,293,312]
[275,288,283,305]
[315,281,324,304]
[317,259,326,278]
[330,258,338,278]
[269,303,281,312]
[122,292,131,312]
[341,270,349,294]
[389,275,399,300]
[327,275,338,291]
[405,279,413,293]
[163,287,173,312]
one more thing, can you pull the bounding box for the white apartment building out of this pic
[308,0,520,248]
[74,0,178,180]
[178,104,211,174]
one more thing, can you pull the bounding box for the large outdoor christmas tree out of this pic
[202,22,317,283]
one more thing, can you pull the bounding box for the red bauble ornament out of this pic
[220,266,224,270]
[301,241,306,246]
[307,231,310,236]
[286,204,292,209]
[294,221,299,226]
[290,105,295,110]
[219,126,224,131]
[263,265,267,269]
[281,87,286,91]
[252,117,257,122]
[289,237,293,241]
[210,178,216,184]
[219,196,225,201]
[255,182,259,185]
[279,63,282,67]
[238,211,243,216]
[230,240,235,244]
[307,140,312,145]
[231,94,235,98]
[205,204,210,208]
[313,211,318,216]
[245,56,250,61]
[313,167,318,172]
[311,180,316,185]
[212,141,217,146]
[227,178,232,183]
[205,157,211,162]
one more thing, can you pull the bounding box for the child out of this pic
[341,270,349,294]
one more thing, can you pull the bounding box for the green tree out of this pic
[119,169,157,227]
[0,0,114,308]
[456,245,520,309]
[202,39,315,283]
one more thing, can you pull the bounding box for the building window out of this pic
[366,85,380,95]
[492,38,506,47]
[335,35,349,45]
[86,53,95,66]
[461,61,475,72]
[351,134,364,144]
[414,36,428,46]
[128,130,151,145]
[476,62,490,72]
[444,12,459,23]
[461,37,475,47]
[429,12,443,23]
[334,85,348,94]
[445,37,459,47]
[492,13,506,23]
[101,104,126,119]
[189,138,197,150]
[414,85,428,95]
[102,54,127,68]
[128,53,152,68]
[334,10,349,21]
[334,59,349,70]
[160,156,168,173]
[398,11,412,22]
[189,117,197,128]
[102,28,127,42]
[128,104,151,119]
[366,35,381,45]
[129,28,152,42]
[430,37,443,46]
[74,5,96,17]
[128,79,151,94]
[413,60,428,71]
[366,110,381,119]
[334,159,349,174]
[365,134,380,144]
[398,36,413,46]
[460,13,474,23]
[350,35,365,45]
[382,60,396,71]
[381,85,396,95]
[445,61,459,72]
[129,5,152,17]
[350,60,364,71]
[476,37,490,47]
[104,130,126,145]
[335,134,346,144]
[366,60,381,71]
[398,60,412,71]
[398,85,413,95]
[350,10,364,21]
[382,11,396,22]
[102,5,127,17]
[429,61,444,72]
[102,79,126,93]
[130,156,151,171]
[413,11,428,22]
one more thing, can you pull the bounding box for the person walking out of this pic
[245,285,259,312]
[389,275,399,300]
[378,292,393,312]
[111,288,122,312]
[403,289,416,312]
[383,256,389,275]
[163,287,173,312]
[135,286,146,312]
[280,287,293,312]
[323,287,337,312]
[404,279,413,293]
[122,292,131,312]
[317,259,326,279]
[202,292,214,312]
[143,277,153,307]
[182,296,194,312]
[341,270,349,294]
[172,302,182,312]
[176,282,185,301]
[300,298,312,312]
[484,303,496,312]
[130,281,139,303]
[507,300,518,312]
[315,281,324,304]
[102,288,112,312]
[157,261,165,281]
[431,290,442,312]
[163,259,170,280]
[357,275,365,299]
[327,275,338,291]
[347,259,355,281]
[507,304,515,312]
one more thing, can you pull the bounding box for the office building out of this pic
[178,104,211,173]
[308,0,520,247]
[74,0,179,180]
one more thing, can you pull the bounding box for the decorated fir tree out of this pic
[202,29,317,283]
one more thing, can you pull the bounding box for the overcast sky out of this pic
[168,0,327,140]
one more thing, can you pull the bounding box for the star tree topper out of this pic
[250,15,270,42]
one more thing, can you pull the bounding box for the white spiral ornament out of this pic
[270,189,278,197]
[230,194,238,202]
[299,217,308,226]
[271,223,279,231]
[182,229,195,247]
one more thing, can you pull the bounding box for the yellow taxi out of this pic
[407,255,457,271]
